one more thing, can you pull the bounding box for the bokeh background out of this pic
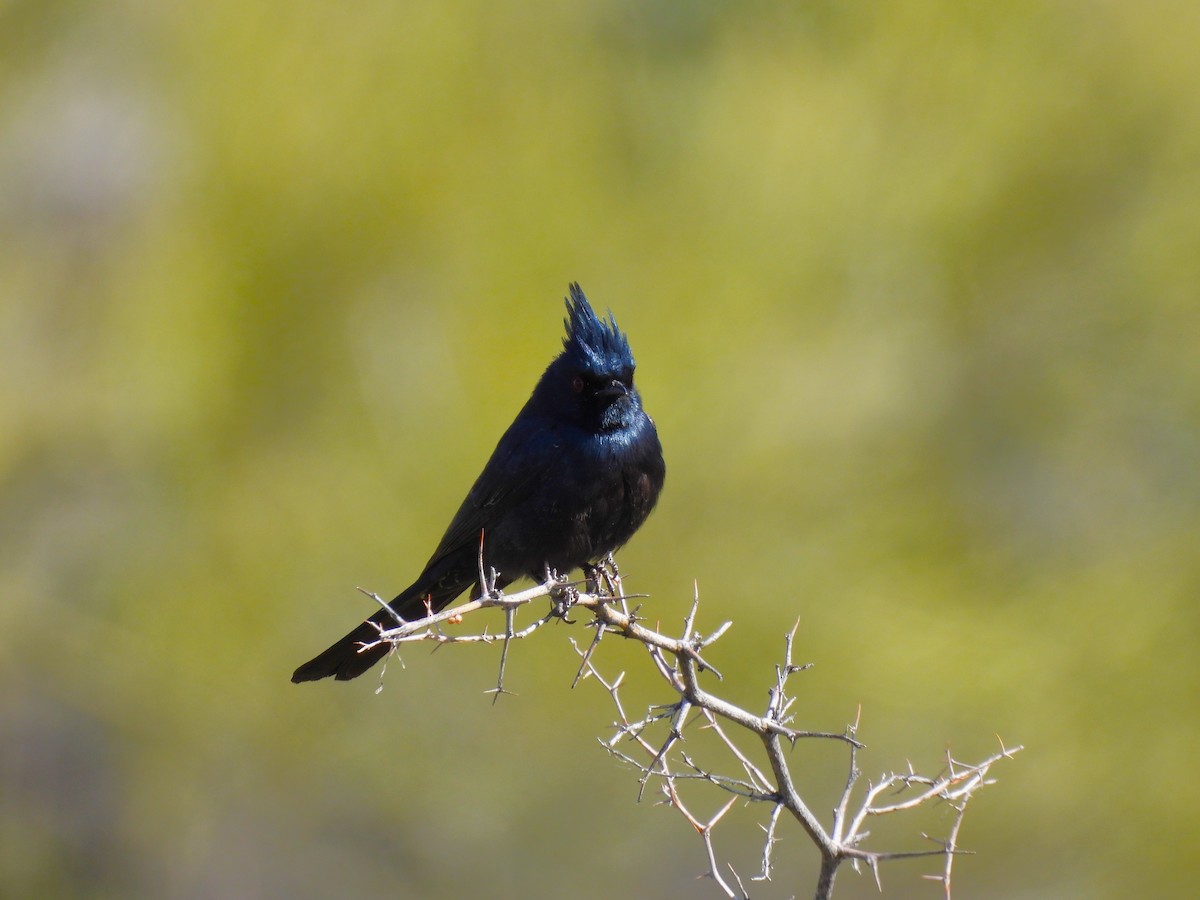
[3,1,1198,897]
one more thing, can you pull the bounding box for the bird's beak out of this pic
[598,379,629,400]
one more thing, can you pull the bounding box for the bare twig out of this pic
[360,567,1019,899]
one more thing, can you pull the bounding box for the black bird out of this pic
[292,284,665,683]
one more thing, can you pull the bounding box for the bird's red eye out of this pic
[571,375,585,393]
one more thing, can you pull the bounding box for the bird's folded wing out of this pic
[421,413,564,571]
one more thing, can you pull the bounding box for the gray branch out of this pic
[359,561,1021,899]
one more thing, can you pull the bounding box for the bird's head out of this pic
[536,283,643,432]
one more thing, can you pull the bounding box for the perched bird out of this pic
[292,284,665,683]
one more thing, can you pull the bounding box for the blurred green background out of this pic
[3,1,1198,897]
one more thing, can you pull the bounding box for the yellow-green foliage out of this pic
[2,2,1197,897]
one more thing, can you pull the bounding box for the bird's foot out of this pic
[584,555,622,599]
[547,570,580,622]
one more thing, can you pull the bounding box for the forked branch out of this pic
[358,561,1019,899]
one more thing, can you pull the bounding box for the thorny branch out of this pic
[357,560,1020,899]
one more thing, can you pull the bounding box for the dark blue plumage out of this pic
[292,284,665,682]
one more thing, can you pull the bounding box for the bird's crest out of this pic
[562,283,633,373]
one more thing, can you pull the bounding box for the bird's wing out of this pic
[421,411,563,572]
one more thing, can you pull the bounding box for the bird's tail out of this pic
[291,585,439,683]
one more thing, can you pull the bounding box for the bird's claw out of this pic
[549,579,580,622]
